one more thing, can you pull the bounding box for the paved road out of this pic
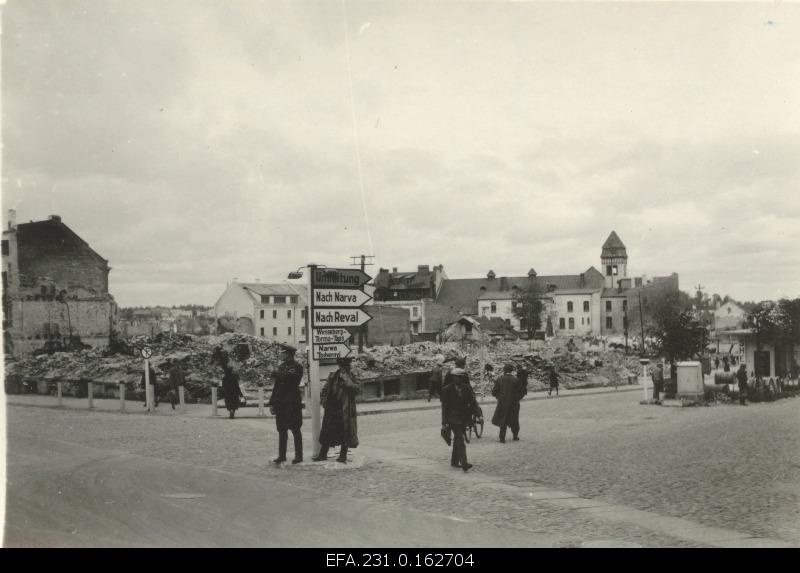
[4,390,799,547]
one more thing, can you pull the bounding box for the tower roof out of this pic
[601,230,628,259]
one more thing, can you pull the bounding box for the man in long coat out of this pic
[441,357,480,472]
[651,362,665,403]
[167,359,186,410]
[314,357,360,464]
[491,364,525,442]
[268,344,304,464]
[222,363,243,419]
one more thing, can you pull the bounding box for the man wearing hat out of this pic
[268,344,305,464]
[491,364,525,442]
[315,356,361,463]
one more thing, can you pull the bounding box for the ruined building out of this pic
[2,212,118,356]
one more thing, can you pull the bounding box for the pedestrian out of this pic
[268,344,304,465]
[736,364,748,406]
[548,363,560,397]
[714,357,720,370]
[141,363,158,408]
[221,363,243,419]
[314,357,360,463]
[167,359,186,410]
[491,364,524,442]
[428,355,446,402]
[651,362,665,403]
[441,357,480,472]
[516,365,529,400]
[723,356,730,372]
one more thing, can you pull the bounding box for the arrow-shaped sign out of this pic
[312,343,352,360]
[313,268,372,289]
[313,308,372,328]
[313,288,372,308]
[312,328,353,344]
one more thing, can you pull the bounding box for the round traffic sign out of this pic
[141,346,153,359]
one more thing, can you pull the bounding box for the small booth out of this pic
[677,361,704,399]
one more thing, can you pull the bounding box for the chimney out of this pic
[49,214,62,223]
[7,209,16,230]
[417,265,430,274]
[487,270,496,280]
[392,267,397,273]
[500,276,509,291]
[579,273,585,288]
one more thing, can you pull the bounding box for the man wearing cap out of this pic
[268,344,305,464]
[315,356,361,463]
[491,364,524,442]
[441,357,480,472]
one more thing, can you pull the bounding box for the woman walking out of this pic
[313,357,361,463]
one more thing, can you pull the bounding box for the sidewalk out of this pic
[4,384,641,419]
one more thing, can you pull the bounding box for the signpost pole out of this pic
[119,382,126,412]
[308,265,322,458]
[179,385,186,413]
[145,358,152,413]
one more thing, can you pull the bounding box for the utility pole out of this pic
[638,289,646,356]
[695,283,706,357]
[350,255,375,352]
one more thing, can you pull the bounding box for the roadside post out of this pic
[639,358,651,401]
[141,346,153,413]
[87,381,94,409]
[119,382,126,411]
[211,386,218,416]
[57,381,63,407]
[179,385,186,413]
[306,265,372,457]
[258,387,265,417]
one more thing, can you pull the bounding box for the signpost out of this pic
[141,346,153,412]
[306,265,373,457]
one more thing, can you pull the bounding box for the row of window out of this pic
[492,299,628,314]
[260,309,306,320]
[260,295,299,304]
[565,301,591,313]
[559,316,616,329]
[260,326,306,337]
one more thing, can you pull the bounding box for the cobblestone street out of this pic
[4,390,799,547]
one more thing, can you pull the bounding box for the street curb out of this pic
[357,385,642,416]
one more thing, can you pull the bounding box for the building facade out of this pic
[214,282,309,347]
[2,212,118,356]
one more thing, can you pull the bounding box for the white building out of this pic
[214,282,309,347]
[714,301,746,332]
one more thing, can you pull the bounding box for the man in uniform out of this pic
[268,344,304,464]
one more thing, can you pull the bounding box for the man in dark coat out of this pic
[141,364,158,408]
[314,357,360,463]
[651,362,665,403]
[222,364,243,419]
[167,359,186,410]
[441,357,480,472]
[548,364,560,397]
[268,344,304,464]
[491,364,524,442]
[736,364,748,406]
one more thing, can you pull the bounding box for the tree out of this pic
[512,283,546,339]
[648,291,707,367]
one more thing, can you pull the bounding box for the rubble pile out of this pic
[6,332,648,402]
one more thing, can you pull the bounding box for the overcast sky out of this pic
[2,1,799,307]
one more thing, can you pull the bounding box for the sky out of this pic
[2,1,799,307]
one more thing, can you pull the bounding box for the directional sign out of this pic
[313,268,371,289]
[312,343,352,360]
[313,308,372,328]
[313,287,372,307]
[141,346,153,359]
[312,328,353,344]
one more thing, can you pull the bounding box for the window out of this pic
[559,318,565,329]
[261,295,270,303]
[288,327,292,335]
[272,327,277,336]
[606,265,612,276]
[273,310,277,319]
[260,310,264,319]
[412,323,419,333]
[491,302,497,314]
[587,317,590,325]
[260,327,264,336]
[583,301,590,312]
[569,318,575,330]
[301,309,306,319]
[605,301,612,312]
[612,265,618,275]
[581,317,584,325]
[290,296,298,304]
[287,309,292,319]
[606,317,613,329]
[301,327,306,336]
[623,300,628,311]
[273,296,286,304]
[567,301,574,313]
[412,307,419,317]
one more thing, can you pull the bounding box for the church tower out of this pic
[601,231,628,289]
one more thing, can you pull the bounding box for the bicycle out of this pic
[464,407,484,443]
